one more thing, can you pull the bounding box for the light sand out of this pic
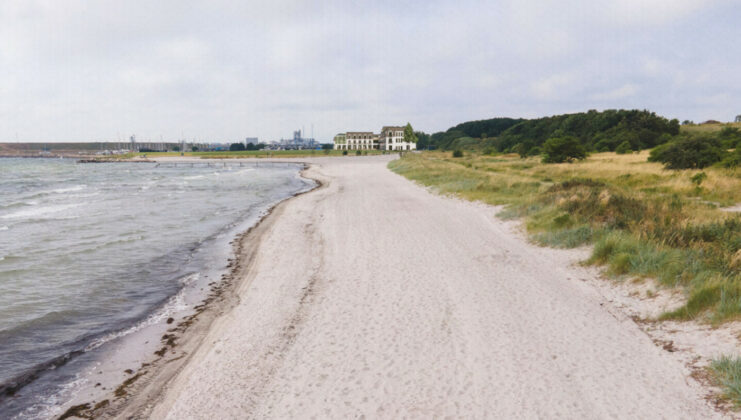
[131,155,722,419]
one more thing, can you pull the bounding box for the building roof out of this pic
[346,131,375,135]
[381,126,405,132]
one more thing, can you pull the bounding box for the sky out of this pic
[0,0,739,143]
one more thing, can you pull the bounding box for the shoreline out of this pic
[48,154,733,418]
[52,163,324,419]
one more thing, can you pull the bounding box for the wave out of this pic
[22,185,87,200]
[0,226,7,231]
[84,274,195,352]
[49,185,86,194]
[0,204,80,221]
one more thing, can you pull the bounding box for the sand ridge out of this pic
[137,155,722,419]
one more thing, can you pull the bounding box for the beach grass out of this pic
[389,151,741,323]
[710,355,741,405]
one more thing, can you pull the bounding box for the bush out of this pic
[541,136,587,163]
[721,149,741,168]
[648,135,726,169]
[452,149,463,158]
[527,146,542,156]
[356,150,362,156]
[615,141,632,154]
[690,172,707,186]
[229,143,245,151]
[342,150,348,156]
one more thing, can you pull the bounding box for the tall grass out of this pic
[390,151,741,323]
[711,355,741,405]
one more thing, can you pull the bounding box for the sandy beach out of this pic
[113,155,722,419]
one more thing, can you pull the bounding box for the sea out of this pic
[0,157,313,419]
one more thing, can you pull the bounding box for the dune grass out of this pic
[710,356,741,405]
[389,151,741,323]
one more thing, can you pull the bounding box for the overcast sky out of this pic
[1,0,739,142]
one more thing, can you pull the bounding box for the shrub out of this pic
[690,172,707,186]
[615,141,632,154]
[721,149,741,168]
[452,149,464,158]
[541,136,587,163]
[356,150,362,156]
[527,146,542,156]
[648,135,726,169]
[342,150,348,156]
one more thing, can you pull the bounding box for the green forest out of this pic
[417,109,681,154]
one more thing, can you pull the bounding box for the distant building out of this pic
[333,133,346,149]
[333,125,416,151]
[279,129,316,149]
[344,132,377,150]
[379,126,416,151]
[245,137,258,145]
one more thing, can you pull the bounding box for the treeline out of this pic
[649,126,741,169]
[419,109,680,155]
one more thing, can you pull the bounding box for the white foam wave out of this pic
[51,185,86,194]
[0,225,7,231]
[0,203,80,220]
[83,274,197,352]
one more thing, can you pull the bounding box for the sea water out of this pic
[0,158,312,418]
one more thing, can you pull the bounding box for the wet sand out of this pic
[117,155,722,419]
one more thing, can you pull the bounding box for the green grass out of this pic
[389,151,741,323]
[681,122,741,135]
[710,356,741,405]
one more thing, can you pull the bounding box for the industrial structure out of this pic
[276,129,317,149]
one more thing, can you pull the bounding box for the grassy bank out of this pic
[389,151,741,323]
[109,149,387,159]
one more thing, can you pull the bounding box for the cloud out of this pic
[0,0,739,141]
[591,84,638,101]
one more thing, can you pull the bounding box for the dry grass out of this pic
[390,151,741,322]
[681,122,741,135]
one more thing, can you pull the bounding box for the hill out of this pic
[425,110,680,154]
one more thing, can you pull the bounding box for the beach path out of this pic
[148,155,720,419]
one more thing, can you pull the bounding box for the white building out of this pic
[379,126,416,151]
[333,125,416,151]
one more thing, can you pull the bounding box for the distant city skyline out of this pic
[0,0,739,142]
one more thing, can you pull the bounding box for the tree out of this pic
[403,123,418,144]
[229,143,245,151]
[541,136,587,163]
[615,141,632,154]
[191,146,199,152]
[648,136,726,169]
